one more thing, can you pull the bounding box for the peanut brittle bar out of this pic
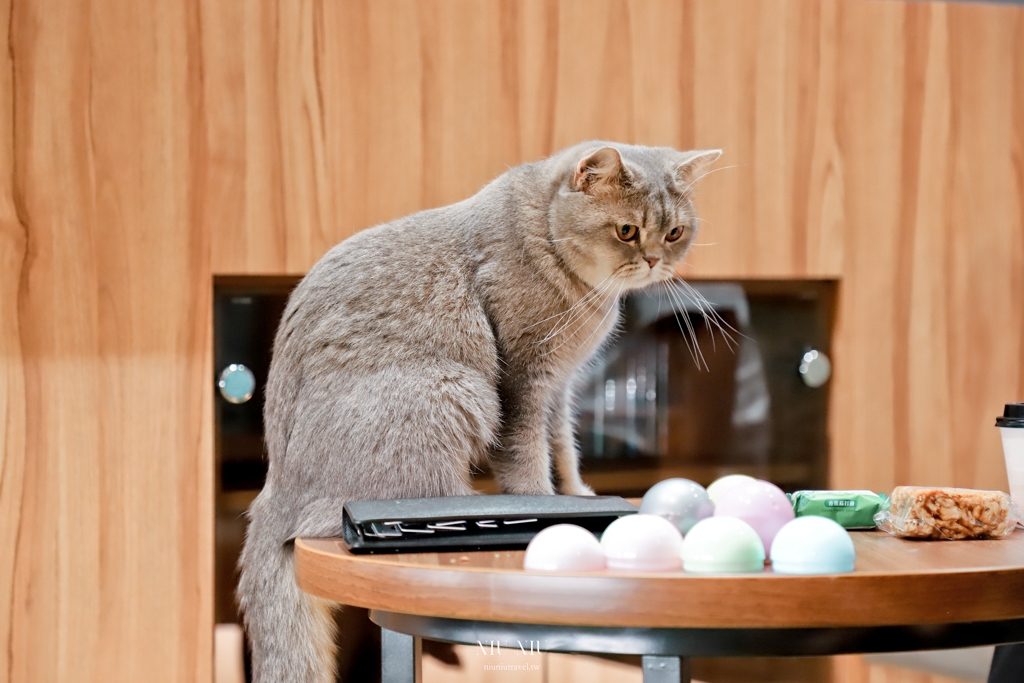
[886,486,1014,540]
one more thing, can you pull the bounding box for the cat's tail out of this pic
[263,322,301,475]
[238,492,337,683]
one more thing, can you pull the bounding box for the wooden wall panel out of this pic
[200,0,1024,491]
[1,2,1023,683]
[829,0,907,493]
[3,1,213,682]
[831,1,1024,492]
[944,5,1024,489]
[206,0,859,277]
[0,0,24,679]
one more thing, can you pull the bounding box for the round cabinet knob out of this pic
[218,364,256,404]
[798,350,831,388]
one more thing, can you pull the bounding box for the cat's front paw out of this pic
[559,479,595,496]
[496,476,556,496]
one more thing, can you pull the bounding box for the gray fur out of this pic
[237,141,720,683]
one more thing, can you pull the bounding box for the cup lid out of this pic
[996,403,1024,428]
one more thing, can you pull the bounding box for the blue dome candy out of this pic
[769,516,856,575]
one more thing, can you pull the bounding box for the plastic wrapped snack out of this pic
[788,490,889,529]
[874,486,1021,540]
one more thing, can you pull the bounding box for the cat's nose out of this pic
[644,256,660,269]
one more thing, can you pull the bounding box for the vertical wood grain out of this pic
[0,0,24,679]
[1014,9,1024,409]
[944,4,1024,489]
[829,0,1024,492]
[1,2,1023,682]
[892,2,953,488]
[829,0,906,492]
[5,0,213,681]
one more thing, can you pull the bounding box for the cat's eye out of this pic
[666,226,686,243]
[617,224,639,241]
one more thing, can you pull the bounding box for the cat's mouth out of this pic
[617,263,668,289]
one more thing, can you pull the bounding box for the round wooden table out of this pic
[296,531,1024,683]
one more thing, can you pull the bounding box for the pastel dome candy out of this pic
[639,478,714,534]
[769,516,856,575]
[713,480,795,553]
[681,516,766,573]
[600,514,683,571]
[523,524,606,572]
[706,474,756,504]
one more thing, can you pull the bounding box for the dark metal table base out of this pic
[378,628,693,683]
[371,611,1024,683]
[381,628,422,683]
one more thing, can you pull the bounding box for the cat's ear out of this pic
[675,149,723,191]
[572,147,626,194]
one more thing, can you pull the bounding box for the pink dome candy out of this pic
[713,480,795,553]
[600,514,684,572]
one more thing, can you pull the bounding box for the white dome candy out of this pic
[706,473,756,504]
[523,524,606,572]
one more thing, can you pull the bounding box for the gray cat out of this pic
[238,141,720,683]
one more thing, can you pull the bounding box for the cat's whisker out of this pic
[671,282,729,356]
[526,286,600,333]
[677,279,744,340]
[660,282,694,366]
[536,286,613,345]
[680,163,743,195]
[670,281,722,362]
[525,273,614,332]
[576,281,626,351]
[675,279,747,352]
[678,296,711,370]
[547,280,625,357]
[662,281,708,370]
[660,282,704,370]
[535,277,617,343]
[686,287,726,354]
[667,280,723,353]
[544,278,621,353]
[544,274,626,355]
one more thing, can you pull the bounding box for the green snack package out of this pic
[787,490,889,529]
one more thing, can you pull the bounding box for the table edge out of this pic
[294,538,1024,629]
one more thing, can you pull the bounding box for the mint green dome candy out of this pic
[681,517,766,574]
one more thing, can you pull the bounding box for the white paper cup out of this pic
[997,403,1024,525]
[1000,426,1024,506]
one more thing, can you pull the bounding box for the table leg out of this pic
[381,627,422,683]
[642,655,690,683]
